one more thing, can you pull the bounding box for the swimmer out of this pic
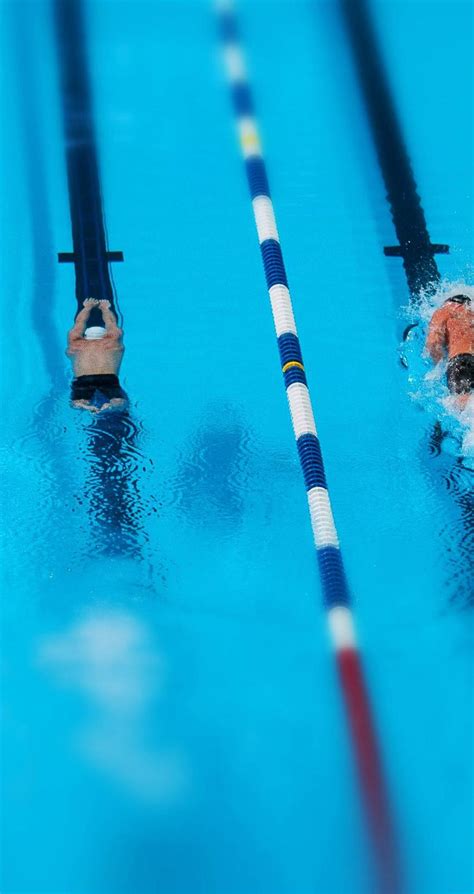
[424,294,473,410]
[66,298,128,413]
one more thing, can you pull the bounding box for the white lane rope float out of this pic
[217,3,400,890]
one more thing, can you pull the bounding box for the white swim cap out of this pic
[84,326,107,340]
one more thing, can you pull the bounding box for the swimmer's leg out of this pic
[96,398,129,414]
[72,399,99,413]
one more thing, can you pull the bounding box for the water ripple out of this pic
[170,404,254,533]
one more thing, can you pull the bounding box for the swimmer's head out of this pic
[84,326,107,340]
[445,294,471,306]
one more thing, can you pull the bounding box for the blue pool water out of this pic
[1,1,472,892]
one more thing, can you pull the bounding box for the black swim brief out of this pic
[446,354,474,395]
[71,374,127,403]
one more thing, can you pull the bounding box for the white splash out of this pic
[403,280,473,455]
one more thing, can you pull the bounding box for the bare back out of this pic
[67,335,125,376]
[425,302,474,361]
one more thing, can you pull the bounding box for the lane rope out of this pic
[218,0,353,647]
[217,4,400,890]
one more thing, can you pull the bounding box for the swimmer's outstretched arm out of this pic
[68,298,98,341]
[98,300,122,338]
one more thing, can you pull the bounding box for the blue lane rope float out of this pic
[217,4,399,890]
[218,1,353,647]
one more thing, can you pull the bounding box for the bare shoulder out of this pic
[104,329,124,345]
[67,327,83,343]
[430,305,448,325]
[66,335,82,354]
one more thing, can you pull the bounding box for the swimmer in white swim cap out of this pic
[66,298,129,413]
[84,325,107,340]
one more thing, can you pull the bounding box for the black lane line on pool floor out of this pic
[53,0,123,327]
[339,0,473,602]
[338,0,449,302]
[51,0,157,566]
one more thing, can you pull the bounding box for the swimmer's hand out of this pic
[97,299,111,309]
[83,297,99,307]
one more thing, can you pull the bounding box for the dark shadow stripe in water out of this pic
[336,0,448,302]
[52,0,123,324]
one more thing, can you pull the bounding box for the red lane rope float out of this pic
[216,3,401,890]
